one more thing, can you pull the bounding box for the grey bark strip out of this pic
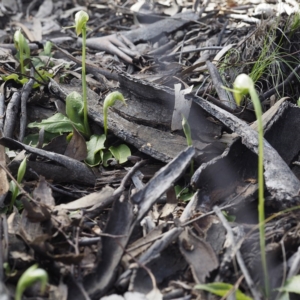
[0,137,95,185]
[19,69,35,142]
[132,146,195,221]
[3,91,21,138]
[206,60,236,110]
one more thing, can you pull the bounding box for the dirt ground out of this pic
[1,0,300,299]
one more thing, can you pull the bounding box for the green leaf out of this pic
[17,157,27,184]
[28,113,76,134]
[278,292,290,300]
[102,150,113,167]
[278,275,300,294]
[66,91,84,123]
[181,192,194,202]
[85,134,106,167]
[195,283,252,300]
[222,210,236,222]
[9,181,18,199]
[40,41,52,57]
[31,57,45,69]
[23,132,59,147]
[2,74,28,85]
[109,144,131,164]
[174,185,194,202]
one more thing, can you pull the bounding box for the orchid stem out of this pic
[249,87,269,296]
[81,25,90,137]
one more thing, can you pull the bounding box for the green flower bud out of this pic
[74,10,89,36]
[233,73,255,105]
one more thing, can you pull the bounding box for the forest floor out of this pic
[1,0,300,299]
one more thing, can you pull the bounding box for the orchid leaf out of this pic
[101,150,113,167]
[28,113,75,134]
[195,283,252,300]
[109,144,131,164]
[66,91,84,125]
[24,132,59,147]
[85,134,106,167]
[278,275,300,294]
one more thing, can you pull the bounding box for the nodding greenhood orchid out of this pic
[103,91,126,136]
[73,10,90,136]
[232,73,269,296]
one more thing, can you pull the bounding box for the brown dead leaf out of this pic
[33,176,55,206]
[20,209,46,243]
[179,228,218,283]
[22,197,51,222]
[64,127,87,161]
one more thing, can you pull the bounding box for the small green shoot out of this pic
[103,91,126,136]
[172,116,195,202]
[4,29,54,88]
[40,41,53,57]
[232,73,269,296]
[182,114,194,176]
[195,282,252,300]
[14,29,30,76]
[174,185,194,202]
[3,262,17,277]
[182,114,192,146]
[222,210,236,222]
[9,156,26,212]
[15,264,48,300]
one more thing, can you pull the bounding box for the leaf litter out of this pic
[1,0,300,299]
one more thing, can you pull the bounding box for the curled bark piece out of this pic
[192,96,300,203]
[132,146,195,221]
[0,137,95,185]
